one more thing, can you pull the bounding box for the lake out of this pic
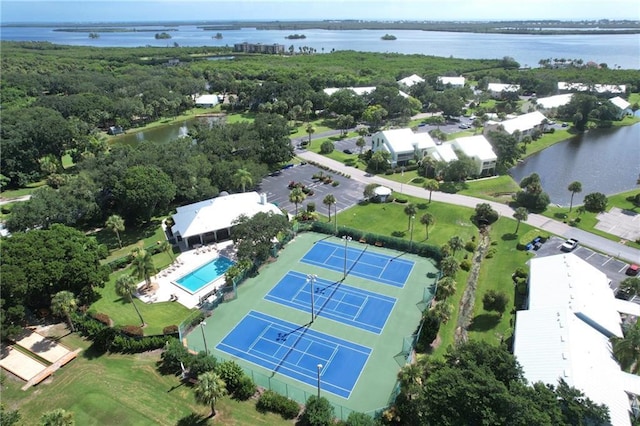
[509,123,640,206]
[1,25,638,69]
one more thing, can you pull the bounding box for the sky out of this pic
[2,0,639,24]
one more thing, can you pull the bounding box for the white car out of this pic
[561,238,579,252]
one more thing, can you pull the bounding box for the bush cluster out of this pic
[162,325,179,335]
[92,312,111,326]
[120,325,144,337]
[460,260,471,271]
[256,390,301,419]
[464,241,477,252]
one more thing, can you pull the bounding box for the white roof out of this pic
[323,87,375,96]
[376,128,435,155]
[500,111,548,135]
[610,96,631,111]
[398,90,410,99]
[536,93,573,109]
[195,94,219,105]
[373,186,392,196]
[438,76,466,86]
[487,83,520,93]
[450,135,497,162]
[528,254,622,338]
[397,74,424,87]
[514,308,631,426]
[171,192,283,239]
[558,82,626,94]
[430,144,458,163]
[413,132,437,151]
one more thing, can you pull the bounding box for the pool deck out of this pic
[135,241,237,309]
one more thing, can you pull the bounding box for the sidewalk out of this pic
[297,150,640,264]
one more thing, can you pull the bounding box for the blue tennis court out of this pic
[264,271,396,334]
[300,240,414,287]
[216,311,370,398]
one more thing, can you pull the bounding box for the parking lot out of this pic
[257,162,365,216]
[532,236,632,292]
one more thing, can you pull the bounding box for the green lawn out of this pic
[225,112,256,124]
[1,332,290,426]
[92,218,170,262]
[542,189,640,248]
[0,180,47,199]
[458,175,520,203]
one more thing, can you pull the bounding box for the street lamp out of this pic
[409,215,415,251]
[317,363,323,398]
[307,274,317,322]
[342,235,352,279]
[200,321,209,355]
[334,202,338,235]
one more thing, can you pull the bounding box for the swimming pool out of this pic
[175,256,235,294]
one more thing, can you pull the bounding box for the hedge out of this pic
[256,390,301,419]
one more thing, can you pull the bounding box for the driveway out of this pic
[256,162,365,216]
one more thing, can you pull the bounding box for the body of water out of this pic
[1,25,638,69]
[509,123,640,206]
[113,116,222,146]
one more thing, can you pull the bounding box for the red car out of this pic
[626,264,639,276]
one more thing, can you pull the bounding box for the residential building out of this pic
[233,42,285,54]
[323,87,376,96]
[437,76,466,88]
[371,128,436,167]
[448,135,497,176]
[536,93,573,110]
[514,254,640,426]
[170,192,284,250]
[429,144,458,164]
[557,82,627,95]
[487,83,520,98]
[194,94,219,107]
[610,96,633,119]
[484,111,548,141]
[397,74,425,88]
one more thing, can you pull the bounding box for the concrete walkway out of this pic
[297,150,640,264]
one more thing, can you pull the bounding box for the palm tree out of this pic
[431,300,453,324]
[323,194,336,221]
[306,123,315,146]
[436,276,457,300]
[397,363,422,395]
[159,240,174,262]
[194,371,227,418]
[289,187,306,216]
[356,136,366,154]
[513,207,528,234]
[404,203,417,230]
[40,408,75,426]
[568,181,582,212]
[115,275,145,326]
[233,168,253,193]
[420,213,435,239]
[51,291,77,332]
[423,179,439,203]
[440,256,459,277]
[611,322,640,375]
[105,214,125,249]
[130,248,156,288]
[448,236,464,257]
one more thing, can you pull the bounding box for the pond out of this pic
[509,123,640,206]
[112,116,224,146]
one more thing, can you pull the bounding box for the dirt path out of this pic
[454,229,490,345]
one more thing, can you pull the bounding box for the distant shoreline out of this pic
[3,19,640,35]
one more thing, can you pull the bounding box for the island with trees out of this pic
[285,33,306,39]
[381,33,397,40]
[155,32,172,39]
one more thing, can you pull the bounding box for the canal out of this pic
[509,123,640,206]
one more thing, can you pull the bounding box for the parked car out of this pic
[560,238,579,252]
[343,149,353,154]
[626,264,639,276]
[458,123,470,129]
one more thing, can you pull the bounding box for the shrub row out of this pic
[71,312,175,353]
[106,243,165,272]
[256,390,301,419]
[304,160,351,179]
[311,221,442,261]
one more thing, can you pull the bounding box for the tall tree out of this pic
[356,136,366,154]
[159,240,175,262]
[289,187,306,216]
[113,165,176,224]
[194,371,227,418]
[105,214,125,249]
[305,123,315,146]
[115,275,145,327]
[404,203,417,230]
[436,276,457,300]
[232,211,291,261]
[422,179,439,203]
[611,322,640,375]
[513,207,528,234]
[322,194,336,222]
[51,291,77,332]
[567,181,582,212]
[440,256,460,277]
[299,395,335,426]
[233,168,253,193]
[431,300,453,324]
[130,248,156,288]
[420,213,435,239]
[448,236,464,257]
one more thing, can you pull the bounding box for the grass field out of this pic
[542,189,640,249]
[1,330,290,426]
[187,232,438,417]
